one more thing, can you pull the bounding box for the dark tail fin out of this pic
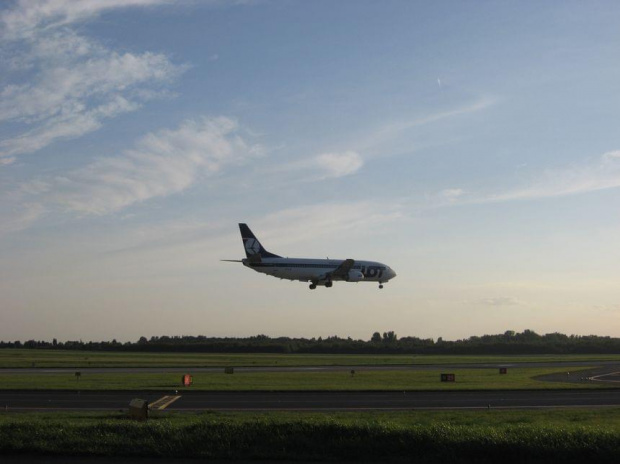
[239,223,281,259]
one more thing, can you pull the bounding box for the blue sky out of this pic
[1,0,619,342]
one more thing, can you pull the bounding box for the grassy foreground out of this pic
[1,409,620,462]
[0,367,606,390]
[3,349,620,368]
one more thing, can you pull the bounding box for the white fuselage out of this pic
[243,257,397,284]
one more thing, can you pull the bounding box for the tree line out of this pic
[1,330,620,354]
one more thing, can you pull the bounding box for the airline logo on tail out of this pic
[239,223,281,259]
[244,238,260,255]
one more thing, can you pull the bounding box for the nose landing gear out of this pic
[309,283,317,290]
[378,283,384,289]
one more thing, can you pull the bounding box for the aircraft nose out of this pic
[389,268,397,279]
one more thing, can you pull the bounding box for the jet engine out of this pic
[347,270,364,282]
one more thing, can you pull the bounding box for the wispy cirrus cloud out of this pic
[265,98,495,184]
[593,304,620,313]
[251,200,406,249]
[0,94,145,158]
[477,296,524,307]
[2,117,259,226]
[101,199,406,256]
[486,150,620,203]
[314,151,364,178]
[47,117,258,215]
[1,116,262,235]
[1,0,173,41]
[269,150,364,181]
[0,203,47,236]
[427,150,620,209]
[439,188,465,201]
[355,96,497,153]
[0,0,187,163]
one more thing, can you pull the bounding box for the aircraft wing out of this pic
[329,258,355,279]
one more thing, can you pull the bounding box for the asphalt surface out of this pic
[535,365,620,384]
[2,389,620,412]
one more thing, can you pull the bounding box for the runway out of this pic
[4,361,620,375]
[2,362,619,412]
[3,389,620,412]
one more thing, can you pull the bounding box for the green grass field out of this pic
[3,349,620,368]
[2,409,620,462]
[0,366,607,391]
[2,350,618,461]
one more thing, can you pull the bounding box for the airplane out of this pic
[223,223,397,290]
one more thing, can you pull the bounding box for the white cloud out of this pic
[265,98,495,184]
[478,297,523,307]
[0,203,47,236]
[315,151,363,178]
[602,150,620,162]
[0,116,261,233]
[593,304,620,313]
[0,42,180,125]
[266,150,364,181]
[427,150,620,209]
[46,117,256,214]
[417,188,468,209]
[251,201,406,249]
[78,200,407,261]
[0,1,187,162]
[487,151,620,202]
[356,97,497,153]
[439,188,465,200]
[1,96,143,158]
[1,0,173,41]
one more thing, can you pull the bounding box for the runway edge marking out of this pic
[590,371,620,383]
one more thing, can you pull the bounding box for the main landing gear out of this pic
[309,281,332,289]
